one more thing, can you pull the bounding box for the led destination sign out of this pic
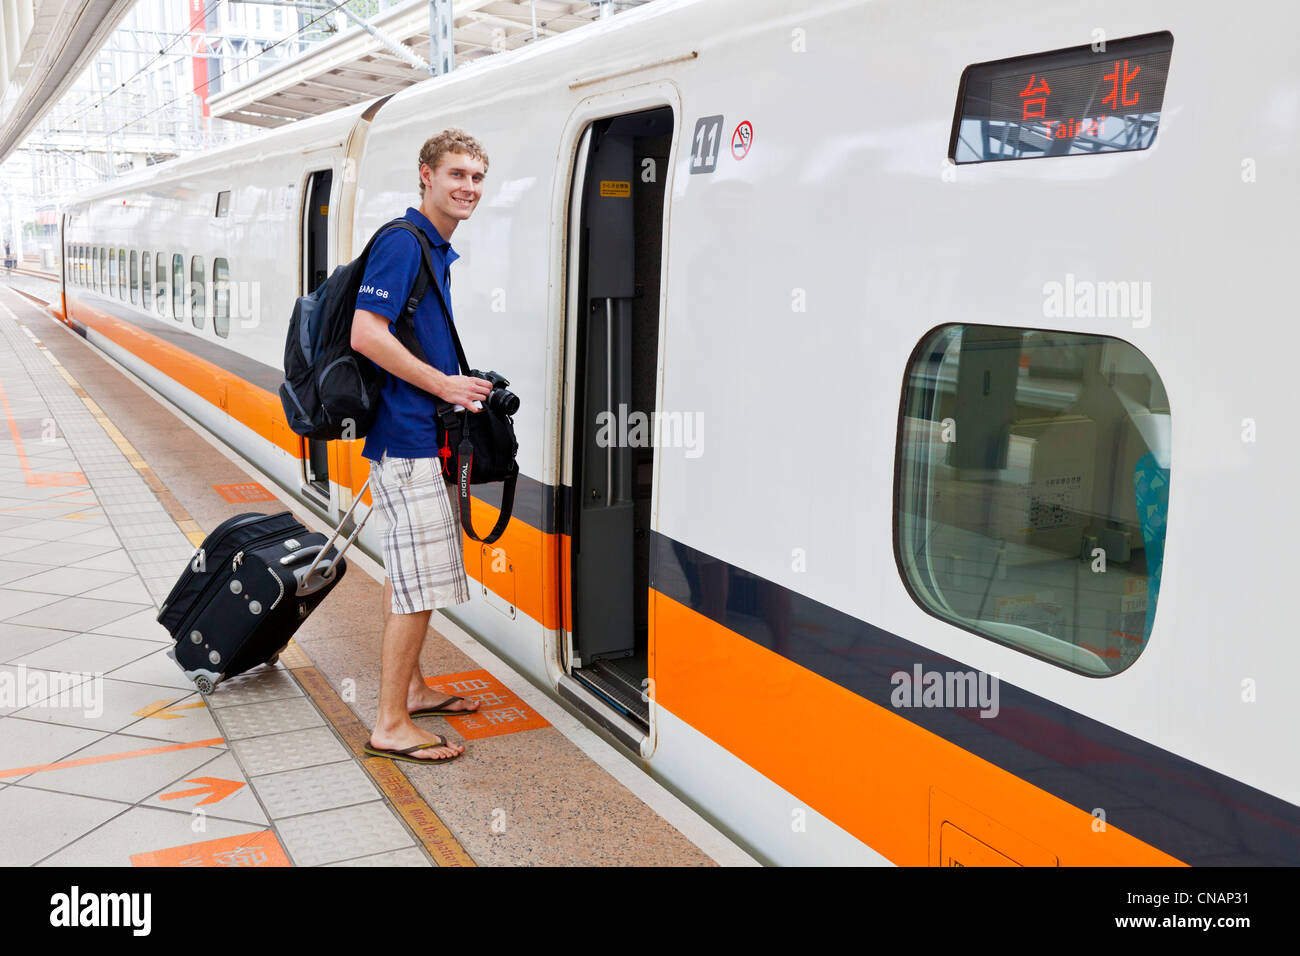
[951,32,1174,164]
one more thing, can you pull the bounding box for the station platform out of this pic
[0,279,752,868]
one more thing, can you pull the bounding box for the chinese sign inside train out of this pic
[951,32,1174,164]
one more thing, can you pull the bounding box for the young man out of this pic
[350,129,493,764]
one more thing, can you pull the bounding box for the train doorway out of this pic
[561,107,673,729]
[301,169,332,500]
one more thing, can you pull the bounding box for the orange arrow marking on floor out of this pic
[134,700,208,719]
[160,777,245,806]
[0,737,225,779]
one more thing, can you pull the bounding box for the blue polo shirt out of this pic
[357,207,460,461]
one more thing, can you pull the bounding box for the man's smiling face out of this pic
[421,151,486,236]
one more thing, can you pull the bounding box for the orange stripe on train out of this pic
[652,589,1184,866]
[64,293,563,631]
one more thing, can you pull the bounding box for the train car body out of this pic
[58,0,1300,866]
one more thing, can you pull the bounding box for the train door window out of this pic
[157,255,168,315]
[129,251,139,304]
[215,190,230,218]
[563,106,674,727]
[301,169,333,499]
[172,254,184,320]
[303,170,331,294]
[896,325,1171,676]
[118,249,126,298]
[142,252,151,305]
[190,256,205,329]
[213,258,230,337]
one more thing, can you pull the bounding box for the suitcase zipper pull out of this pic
[232,550,244,571]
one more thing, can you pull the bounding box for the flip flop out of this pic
[409,694,479,718]
[363,735,461,763]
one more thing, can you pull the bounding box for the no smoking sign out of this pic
[731,121,753,160]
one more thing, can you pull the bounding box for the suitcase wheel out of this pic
[194,674,215,694]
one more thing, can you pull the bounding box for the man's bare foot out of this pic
[369,717,464,761]
[407,685,482,715]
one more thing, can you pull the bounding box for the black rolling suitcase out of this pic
[158,479,372,693]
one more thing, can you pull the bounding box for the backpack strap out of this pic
[373,219,437,368]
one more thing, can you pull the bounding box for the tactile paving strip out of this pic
[251,760,382,819]
[213,697,325,740]
[230,727,352,777]
[204,668,304,709]
[273,801,415,867]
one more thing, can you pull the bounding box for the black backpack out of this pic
[279,219,439,441]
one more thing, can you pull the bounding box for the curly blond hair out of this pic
[417,129,489,197]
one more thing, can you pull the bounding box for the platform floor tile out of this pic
[274,801,415,867]
[229,726,352,777]
[139,751,269,827]
[203,666,303,710]
[36,805,270,867]
[11,630,159,673]
[9,677,204,733]
[214,697,326,740]
[0,787,127,865]
[11,731,226,803]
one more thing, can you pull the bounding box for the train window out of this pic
[99,247,106,290]
[156,255,168,315]
[118,249,126,298]
[129,251,139,305]
[108,249,118,297]
[190,256,205,329]
[91,248,97,290]
[215,191,230,217]
[212,258,230,337]
[896,324,1171,676]
[141,252,152,305]
[172,254,184,320]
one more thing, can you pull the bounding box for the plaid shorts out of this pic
[369,454,470,615]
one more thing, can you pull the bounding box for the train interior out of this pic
[567,107,673,727]
[898,325,1172,675]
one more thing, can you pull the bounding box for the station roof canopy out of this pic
[209,0,638,128]
[0,0,137,164]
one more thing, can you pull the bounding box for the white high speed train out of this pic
[55,0,1300,865]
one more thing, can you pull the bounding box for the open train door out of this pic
[300,166,333,505]
[558,105,674,746]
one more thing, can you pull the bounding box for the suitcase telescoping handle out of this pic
[302,476,373,585]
